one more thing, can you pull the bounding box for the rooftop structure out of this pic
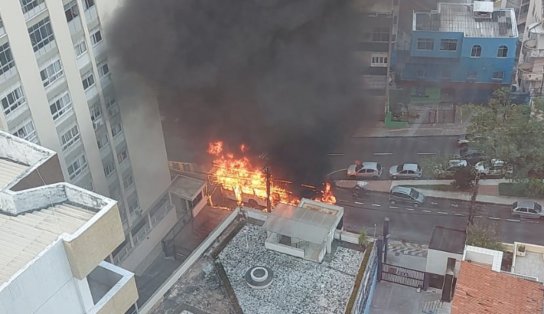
[512,242,544,282]
[0,131,137,314]
[452,261,544,314]
[414,3,518,38]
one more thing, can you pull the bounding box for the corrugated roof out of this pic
[0,203,94,285]
[263,202,340,244]
[0,158,28,190]
[415,3,517,38]
[452,261,544,314]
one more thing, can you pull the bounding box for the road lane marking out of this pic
[422,210,432,213]
[523,220,540,224]
[406,208,415,211]
[506,219,520,223]
[431,202,438,205]
[454,213,464,216]
[488,217,500,220]
[328,153,344,156]
[389,206,399,209]
[373,152,393,155]
[371,204,381,207]
[417,152,436,155]
[451,204,459,207]
[354,201,364,205]
[437,211,448,214]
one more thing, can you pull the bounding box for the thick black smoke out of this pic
[108,0,370,185]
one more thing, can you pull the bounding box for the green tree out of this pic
[466,221,503,251]
[464,88,544,179]
[358,228,369,248]
[452,166,477,189]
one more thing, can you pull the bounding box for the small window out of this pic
[12,120,38,143]
[111,122,122,137]
[67,155,87,180]
[84,0,95,10]
[90,29,102,45]
[81,72,95,90]
[471,45,481,57]
[104,161,115,177]
[117,147,128,163]
[98,62,109,77]
[1,86,26,116]
[49,92,72,120]
[74,41,87,57]
[492,71,504,80]
[40,59,63,87]
[64,1,79,22]
[417,38,433,50]
[60,125,80,151]
[440,39,457,51]
[497,45,508,57]
[28,17,55,52]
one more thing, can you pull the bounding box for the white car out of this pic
[389,163,422,180]
[347,162,383,179]
[512,201,543,219]
[475,159,512,178]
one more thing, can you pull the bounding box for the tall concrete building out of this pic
[0,0,173,271]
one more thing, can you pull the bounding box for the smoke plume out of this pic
[108,0,370,185]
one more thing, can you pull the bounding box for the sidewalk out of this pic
[339,179,544,205]
[352,121,469,138]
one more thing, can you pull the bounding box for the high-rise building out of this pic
[0,0,172,270]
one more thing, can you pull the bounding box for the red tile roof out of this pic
[452,261,544,314]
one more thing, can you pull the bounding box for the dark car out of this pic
[460,149,487,165]
[389,186,425,207]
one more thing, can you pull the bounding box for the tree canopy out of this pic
[465,88,544,179]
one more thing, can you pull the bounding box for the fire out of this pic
[208,141,294,206]
[317,182,337,204]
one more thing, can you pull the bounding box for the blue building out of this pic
[393,2,519,103]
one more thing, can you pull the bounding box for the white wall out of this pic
[425,249,463,275]
[0,241,88,314]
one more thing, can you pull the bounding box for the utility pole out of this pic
[265,166,271,213]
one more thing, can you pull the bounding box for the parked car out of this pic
[457,133,487,148]
[347,161,383,179]
[474,159,513,178]
[460,149,487,165]
[389,186,425,207]
[512,201,543,219]
[434,160,468,179]
[389,163,422,179]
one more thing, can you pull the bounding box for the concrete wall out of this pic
[0,240,87,314]
[425,249,463,275]
[93,262,138,314]
[265,233,305,259]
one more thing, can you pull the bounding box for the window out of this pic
[64,1,79,22]
[20,0,44,13]
[440,39,457,51]
[370,55,388,67]
[40,59,63,87]
[1,86,26,116]
[68,155,87,180]
[471,45,481,57]
[28,18,55,52]
[96,132,108,149]
[81,72,94,90]
[497,45,508,57]
[0,42,15,76]
[128,194,139,212]
[12,120,38,143]
[90,29,102,45]
[416,38,433,50]
[60,125,80,151]
[90,102,102,126]
[111,122,122,137]
[372,27,389,42]
[98,62,109,77]
[123,173,134,189]
[84,0,95,10]
[74,41,87,57]
[49,92,72,120]
[104,161,115,177]
[117,147,128,163]
[492,71,504,80]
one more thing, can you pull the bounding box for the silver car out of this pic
[389,163,422,180]
[475,159,513,178]
[347,161,383,179]
[389,186,425,207]
[512,201,543,219]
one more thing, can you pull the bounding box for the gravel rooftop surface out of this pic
[218,224,364,314]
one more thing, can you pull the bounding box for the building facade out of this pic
[0,131,138,314]
[394,2,518,102]
[0,0,173,271]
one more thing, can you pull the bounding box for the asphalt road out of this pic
[327,136,460,179]
[336,189,544,246]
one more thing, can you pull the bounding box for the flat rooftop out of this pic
[0,203,95,285]
[513,251,544,283]
[169,175,205,200]
[153,223,364,314]
[0,158,28,190]
[414,3,517,38]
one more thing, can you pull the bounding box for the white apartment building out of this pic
[0,0,174,272]
[0,131,138,313]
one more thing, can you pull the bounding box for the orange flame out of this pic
[317,182,337,204]
[208,141,294,207]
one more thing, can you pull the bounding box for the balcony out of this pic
[87,261,138,314]
[23,2,47,22]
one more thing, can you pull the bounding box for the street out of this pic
[327,135,460,179]
[336,189,544,246]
